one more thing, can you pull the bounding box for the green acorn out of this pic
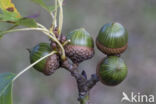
[65,28,94,63]
[96,22,128,55]
[29,43,60,75]
[96,56,127,86]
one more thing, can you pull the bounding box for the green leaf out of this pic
[0,72,15,104]
[16,18,37,27]
[32,0,55,12]
[0,10,20,22]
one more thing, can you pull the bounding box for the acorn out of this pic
[96,56,127,86]
[29,43,60,75]
[65,28,94,63]
[96,22,128,55]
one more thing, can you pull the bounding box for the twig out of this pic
[61,59,99,104]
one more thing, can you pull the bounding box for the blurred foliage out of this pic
[0,0,156,104]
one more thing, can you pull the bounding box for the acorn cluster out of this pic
[28,28,95,75]
[96,22,128,86]
[28,22,128,87]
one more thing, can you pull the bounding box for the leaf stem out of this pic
[58,0,63,35]
[2,28,49,35]
[37,23,56,37]
[52,0,58,29]
[37,23,47,30]
[50,12,55,20]
[13,51,57,82]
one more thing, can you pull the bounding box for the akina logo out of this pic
[121,92,155,103]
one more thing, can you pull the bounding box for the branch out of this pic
[61,59,99,104]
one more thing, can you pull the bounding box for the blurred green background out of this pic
[0,0,156,104]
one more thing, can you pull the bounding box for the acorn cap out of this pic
[44,54,60,75]
[65,45,94,63]
[96,22,128,55]
[96,56,128,86]
[96,40,128,55]
[65,28,94,63]
[30,43,60,75]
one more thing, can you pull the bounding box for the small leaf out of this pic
[32,0,55,12]
[0,0,22,22]
[16,18,37,27]
[0,72,15,104]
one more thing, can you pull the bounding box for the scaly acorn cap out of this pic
[96,22,128,55]
[96,56,128,86]
[65,28,94,63]
[29,43,60,75]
